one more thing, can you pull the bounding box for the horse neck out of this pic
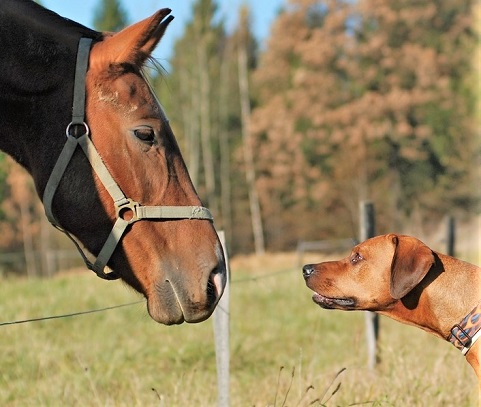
[0,1,95,188]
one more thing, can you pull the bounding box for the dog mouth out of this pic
[312,293,356,309]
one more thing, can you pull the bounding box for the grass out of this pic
[0,252,477,406]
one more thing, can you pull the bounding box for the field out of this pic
[0,252,477,406]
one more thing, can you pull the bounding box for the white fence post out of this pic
[213,231,230,407]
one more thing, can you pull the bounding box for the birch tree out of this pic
[169,0,224,217]
[236,6,265,254]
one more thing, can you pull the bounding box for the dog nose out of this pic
[302,264,316,279]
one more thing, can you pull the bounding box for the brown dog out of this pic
[302,234,481,401]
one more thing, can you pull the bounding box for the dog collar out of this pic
[448,302,481,356]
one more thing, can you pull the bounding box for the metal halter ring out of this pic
[116,199,140,224]
[66,121,90,138]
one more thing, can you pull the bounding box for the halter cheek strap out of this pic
[42,37,213,280]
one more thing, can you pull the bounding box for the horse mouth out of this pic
[312,293,356,310]
[146,280,184,325]
[147,268,225,325]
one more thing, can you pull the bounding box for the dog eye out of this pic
[351,253,363,264]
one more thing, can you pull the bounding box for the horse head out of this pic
[0,2,226,325]
[83,10,227,324]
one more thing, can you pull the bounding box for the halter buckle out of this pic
[115,199,140,224]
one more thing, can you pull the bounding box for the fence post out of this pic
[446,216,455,256]
[213,231,230,407]
[359,201,380,369]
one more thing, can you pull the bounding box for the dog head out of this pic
[302,234,435,311]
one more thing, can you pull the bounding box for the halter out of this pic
[42,38,213,280]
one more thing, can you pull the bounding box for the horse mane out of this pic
[1,0,102,41]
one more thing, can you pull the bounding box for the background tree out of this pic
[235,5,265,254]
[93,0,128,32]
[249,0,479,249]
[250,0,357,248]
[0,158,43,275]
[165,0,260,253]
[0,0,477,275]
[343,0,480,233]
[168,0,225,218]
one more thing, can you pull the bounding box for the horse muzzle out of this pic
[147,247,226,325]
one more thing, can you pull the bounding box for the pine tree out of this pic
[93,0,128,32]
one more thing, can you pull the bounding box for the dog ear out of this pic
[389,235,435,299]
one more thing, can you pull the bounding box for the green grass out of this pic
[0,254,477,406]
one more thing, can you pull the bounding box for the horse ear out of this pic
[389,234,435,300]
[92,9,174,68]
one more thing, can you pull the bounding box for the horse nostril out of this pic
[207,263,226,304]
[302,264,315,279]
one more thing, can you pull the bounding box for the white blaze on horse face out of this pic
[97,89,119,106]
[96,88,141,115]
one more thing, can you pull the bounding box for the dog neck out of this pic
[385,252,481,345]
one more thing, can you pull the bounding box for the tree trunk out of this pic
[238,35,265,255]
[20,200,36,277]
[218,42,232,244]
[179,66,200,186]
[198,40,218,215]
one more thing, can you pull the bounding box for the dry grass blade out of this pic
[280,367,296,407]
[273,366,284,406]
[295,385,315,407]
[317,367,346,405]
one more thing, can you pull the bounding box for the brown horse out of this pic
[0,0,226,325]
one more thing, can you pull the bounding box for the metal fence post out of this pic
[447,216,455,256]
[213,231,230,407]
[359,201,380,369]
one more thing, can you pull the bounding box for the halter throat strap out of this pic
[42,37,213,280]
[448,301,481,356]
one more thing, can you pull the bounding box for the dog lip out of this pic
[312,293,355,309]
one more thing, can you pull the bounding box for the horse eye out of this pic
[133,128,155,144]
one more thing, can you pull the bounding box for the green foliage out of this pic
[93,0,128,32]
